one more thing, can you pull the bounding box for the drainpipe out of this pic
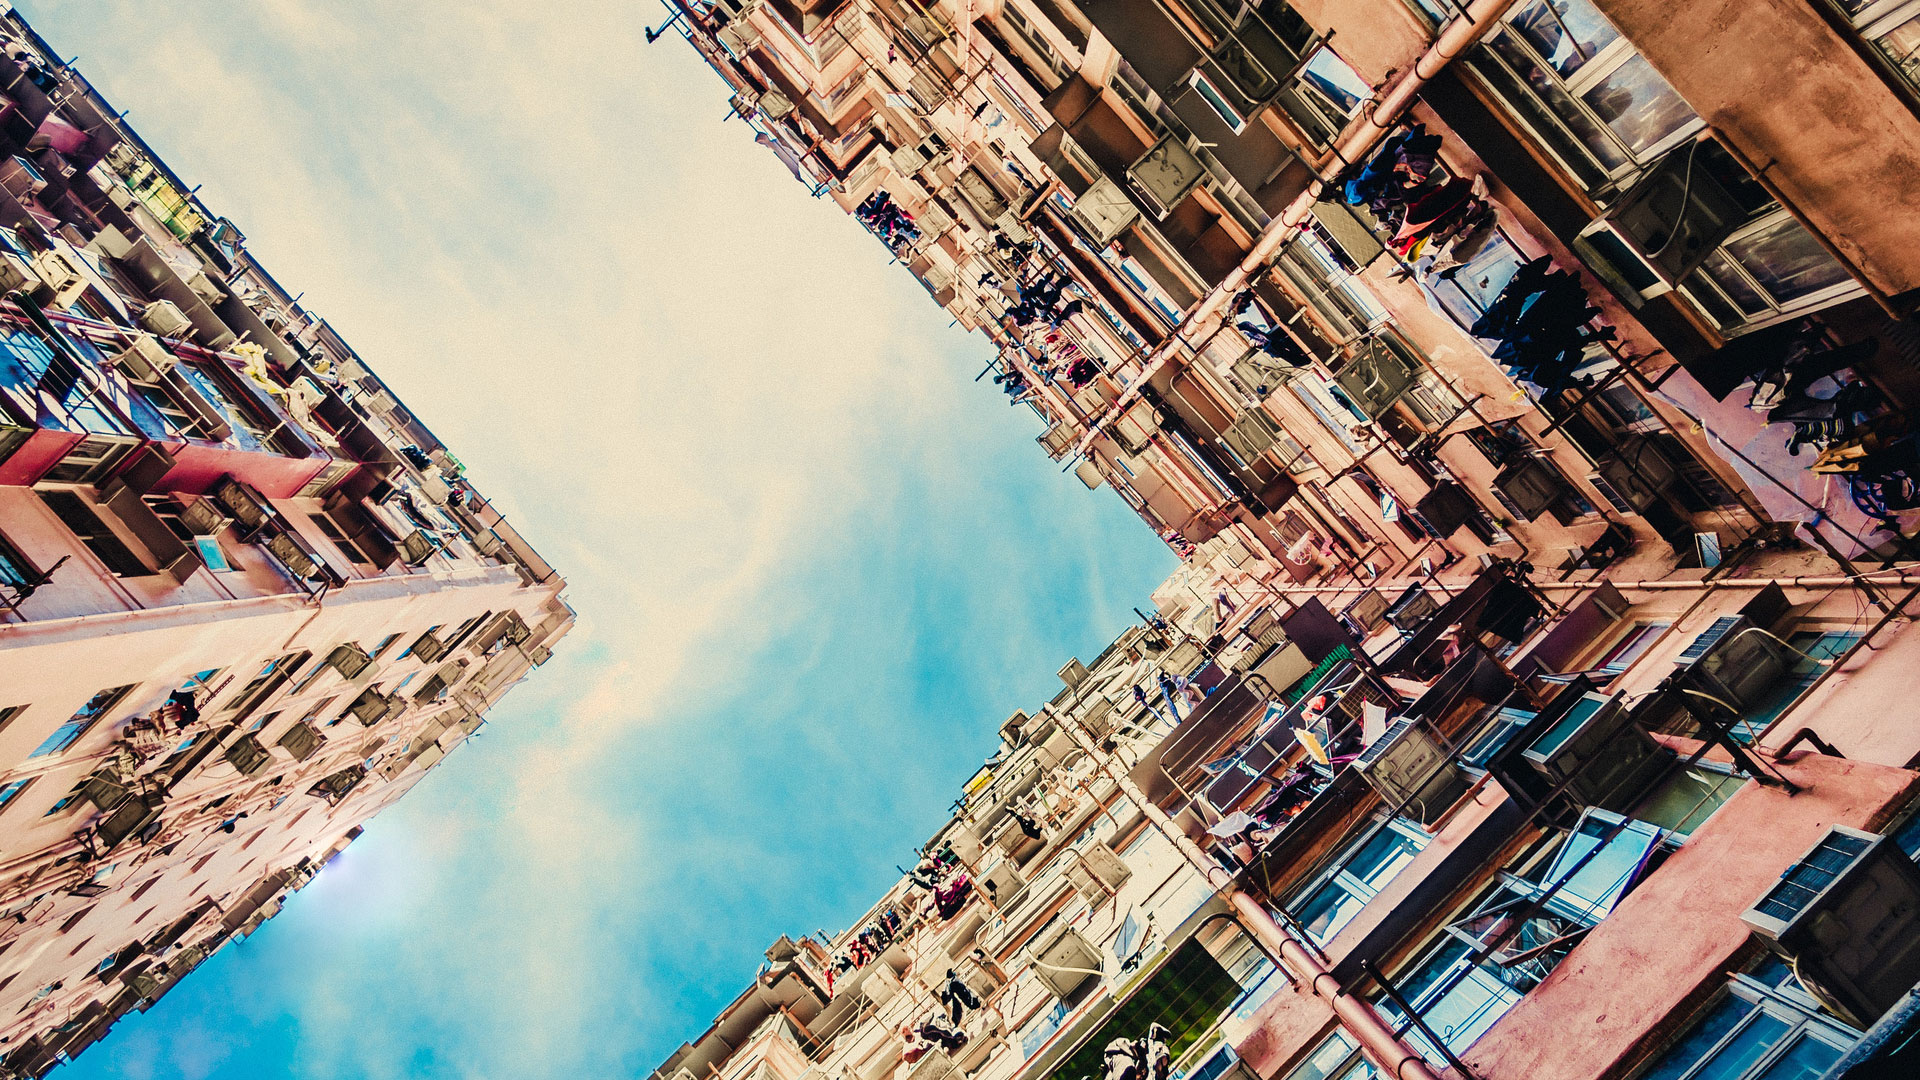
[1046,707,1444,1080]
[1069,0,1523,460]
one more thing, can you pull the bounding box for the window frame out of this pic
[30,685,135,759]
[1286,816,1430,945]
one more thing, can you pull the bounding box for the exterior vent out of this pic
[1741,826,1920,1028]
[1355,718,1465,822]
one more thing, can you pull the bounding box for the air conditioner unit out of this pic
[995,211,1032,246]
[265,530,324,580]
[274,722,322,762]
[1058,658,1089,688]
[859,962,902,1005]
[1575,142,1745,304]
[1031,924,1103,997]
[1490,456,1566,522]
[173,494,230,537]
[78,772,129,812]
[1110,398,1160,455]
[1385,586,1440,632]
[185,270,225,304]
[1595,437,1678,513]
[222,734,272,777]
[1355,718,1466,822]
[210,476,274,535]
[138,300,193,338]
[0,251,40,294]
[1066,845,1132,903]
[31,248,87,307]
[1673,616,1788,714]
[1520,691,1669,810]
[1741,826,1920,1028]
[980,860,1024,904]
[758,89,795,119]
[95,796,161,850]
[717,23,761,54]
[0,154,47,197]
[110,334,176,383]
[891,139,934,174]
[346,687,393,726]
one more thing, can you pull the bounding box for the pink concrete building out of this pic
[0,10,570,1073]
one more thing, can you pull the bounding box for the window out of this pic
[0,777,32,815]
[1189,69,1248,133]
[308,513,372,568]
[1284,1030,1378,1080]
[1290,818,1429,944]
[1833,1,1920,96]
[1380,815,1665,1060]
[1684,214,1858,333]
[38,490,151,577]
[1592,622,1670,675]
[1637,764,1742,838]
[1019,999,1071,1057]
[1297,45,1371,120]
[370,633,404,658]
[1636,960,1858,1080]
[0,705,23,737]
[1459,706,1537,768]
[31,685,134,759]
[0,530,38,590]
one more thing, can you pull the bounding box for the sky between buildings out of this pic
[16,1,1175,1077]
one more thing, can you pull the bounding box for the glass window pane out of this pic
[1722,216,1853,305]
[1296,880,1368,943]
[1874,15,1920,91]
[1638,995,1760,1080]
[1301,46,1370,115]
[1486,34,1632,173]
[1420,967,1522,1053]
[1347,827,1424,890]
[1580,54,1695,157]
[1698,250,1773,316]
[1694,1014,1791,1080]
[1753,1035,1843,1080]
[1511,0,1621,77]
[1540,814,1660,923]
[1638,768,1742,837]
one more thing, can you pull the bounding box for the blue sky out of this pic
[21,1,1172,1077]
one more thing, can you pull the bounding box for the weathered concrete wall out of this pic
[1463,751,1920,1080]
[1596,0,1920,298]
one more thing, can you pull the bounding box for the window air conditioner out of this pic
[1673,615,1788,714]
[1574,141,1745,304]
[1031,924,1103,997]
[717,22,761,54]
[1740,826,1920,1028]
[1355,718,1466,823]
[1490,456,1566,522]
[0,252,40,295]
[1595,437,1677,514]
[210,476,274,536]
[31,248,86,308]
[137,300,192,339]
[995,211,1033,246]
[110,334,176,383]
[1065,845,1132,903]
[908,1051,958,1080]
[346,687,393,726]
[1110,398,1160,455]
[758,88,795,119]
[323,643,378,685]
[265,530,325,581]
[411,630,449,664]
[78,772,129,812]
[0,154,46,197]
[1385,585,1440,632]
[1519,691,1669,811]
[891,139,934,174]
[981,860,1024,904]
[919,202,954,236]
[222,734,272,777]
[1126,135,1205,218]
[95,796,161,850]
[274,721,322,762]
[859,962,902,1005]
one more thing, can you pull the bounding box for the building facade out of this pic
[660,6,1920,1078]
[0,8,571,1073]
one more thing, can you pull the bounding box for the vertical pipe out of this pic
[1046,707,1445,1080]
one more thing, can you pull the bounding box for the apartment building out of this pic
[0,9,570,1073]
[660,541,1920,1080]
[668,0,1920,599]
